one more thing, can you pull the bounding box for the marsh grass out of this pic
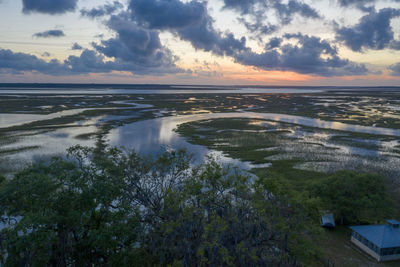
[176,117,400,188]
[0,145,40,155]
[176,117,400,266]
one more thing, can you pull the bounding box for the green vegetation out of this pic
[177,117,398,265]
[1,91,400,175]
[177,118,396,222]
[177,118,285,164]
[0,145,317,266]
[1,146,392,266]
[309,171,393,225]
[1,91,400,265]
[259,168,394,223]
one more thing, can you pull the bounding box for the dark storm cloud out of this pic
[22,0,78,15]
[128,0,248,57]
[33,30,65,38]
[390,41,400,50]
[0,46,182,76]
[237,18,278,37]
[338,0,400,7]
[235,34,368,76]
[64,49,114,74]
[222,0,320,35]
[0,48,66,75]
[265,37,283,49]
[389,63,400,76]
[92,15,181,74]
[176,18,247,57]
[4,0,374,78]
[71,43,83,50]
[336,8,400,52]
[125,0,366,77]
[0,3,184,77]
[75,0,246,75]
[129,0,206,30]
[0,0,185,77]
[222,0,260,14]
[337,0,375,6]
[80,1,123,18]
[273,0,320,24]
[222,0,320,19]
[66,48,182,75]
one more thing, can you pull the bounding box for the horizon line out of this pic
[0,83,400,89]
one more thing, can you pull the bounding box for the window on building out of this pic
[382,248,398,256]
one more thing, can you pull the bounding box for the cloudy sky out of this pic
[0,0,400,85]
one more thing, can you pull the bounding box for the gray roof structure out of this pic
[321,213,335,228]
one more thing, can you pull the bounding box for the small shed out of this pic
[321,213,335,229]
[350,219,400,262]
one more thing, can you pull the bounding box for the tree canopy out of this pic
[0,146,314,266]
[309,171,393,225]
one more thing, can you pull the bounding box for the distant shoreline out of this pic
[0,83,399,91]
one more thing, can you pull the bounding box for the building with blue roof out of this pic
[350,220,400,262]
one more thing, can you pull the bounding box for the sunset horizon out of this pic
[1,0,400,86]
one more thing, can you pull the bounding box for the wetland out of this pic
[1,85,400,179]
[1,85,400,266]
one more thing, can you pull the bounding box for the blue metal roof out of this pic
[350,223,400,249]
[387,219,400,226]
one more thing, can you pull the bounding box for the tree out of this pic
[0,148,141,266]
[0,145,315,266]
[309,171,393,225]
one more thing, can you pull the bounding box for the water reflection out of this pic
[108,115,268,169]
[108,111,400,174]
[0,113,47,128]
[0,102,153,128]
[3,110,400,175]
[0,108,98,128]
[109,112,400,143]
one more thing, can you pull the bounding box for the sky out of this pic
[0,0,400,86]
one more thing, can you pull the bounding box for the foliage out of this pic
[0,145,315,266]
[309,171,393,225]
[0,148,141,266]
